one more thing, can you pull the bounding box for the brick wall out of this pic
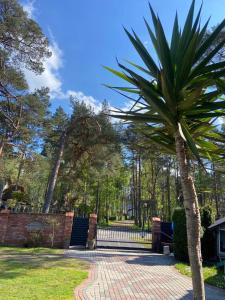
[0,210,74,248]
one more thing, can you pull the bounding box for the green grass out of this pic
[131,224,151,231]
[175,262,225,289]
[0,246,89,300]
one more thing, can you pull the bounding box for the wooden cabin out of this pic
[209,217,225,259]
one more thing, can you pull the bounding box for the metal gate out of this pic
[97,221,152,250]
[70,217,89,247]
[160,222,173,243]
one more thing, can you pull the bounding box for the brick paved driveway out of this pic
[66,249,225,300]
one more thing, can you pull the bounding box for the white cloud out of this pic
[24,38,103,112]
[121,100,134,111]
[23,0,35,18]
[22,1,63,98]
[64,90,102,113]
[22,2,103,113]
[120,99,147,112]
[24,40,63,99]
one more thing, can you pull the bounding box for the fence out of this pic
[0,209,74,248]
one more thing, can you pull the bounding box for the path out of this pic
[66,249,225,300]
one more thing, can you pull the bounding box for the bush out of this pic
[200,205,216,261]
[26,231,43,247]
[172,207,189,262]
[201,205,214,228]
[172,206,216,263]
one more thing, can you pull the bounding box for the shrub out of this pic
[48,218,60,248]
[201,205,214,228]
[26,231,43,247]
[200,205,216,261]
[172,207,189,262]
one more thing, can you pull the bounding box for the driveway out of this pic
[66,249,225,300]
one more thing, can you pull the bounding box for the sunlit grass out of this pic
[0,246,89,300]
[175,262,225,289]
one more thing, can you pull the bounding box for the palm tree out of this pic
[104,1,225,299]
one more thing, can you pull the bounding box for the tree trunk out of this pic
[161,186,165,220]
[16,152,26,189]
[138,153,142,227]
[131,155,135,218]
[0,139,4,157]
[95,181,100,215]
[42,132,66,213]
[175,130,205,300]
[174,162,180,204]
[166,160,171,221]
[212,163,220,219]
[134,153,138,225]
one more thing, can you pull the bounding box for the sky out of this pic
[21,0,225,114]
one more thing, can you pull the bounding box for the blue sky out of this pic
[22,0,224,114]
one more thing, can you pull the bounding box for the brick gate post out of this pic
[0,209,10,245]
[88,213,97,250]
[63,212,74,248]
[152,217,161,252]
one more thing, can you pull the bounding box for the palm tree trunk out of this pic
[175,130,205,300]
[42,131,66,213]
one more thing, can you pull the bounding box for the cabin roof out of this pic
[209,217,225,229]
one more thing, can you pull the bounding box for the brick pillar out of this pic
[63,212,74,248]
[0,209,10,245]
[152,217,161,252]
[87,213,97,250]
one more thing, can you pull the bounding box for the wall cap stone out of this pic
[90,214,97,218]
[152,217,161,222]
[65,212,74,217]
[0,209,10,214]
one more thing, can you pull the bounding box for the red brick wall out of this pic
[0,210,74,248]
[88,213,97,241]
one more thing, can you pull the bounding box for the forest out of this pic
[1,1,225,299]
[0,0,225,228]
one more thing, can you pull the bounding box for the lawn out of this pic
[0,246,89,300]
[175,262,225,289]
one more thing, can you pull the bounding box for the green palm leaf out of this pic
[104,1,225,163]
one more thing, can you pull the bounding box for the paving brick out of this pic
[66,249,225,300]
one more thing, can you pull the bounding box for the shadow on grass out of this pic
[205,271,225,290]
[0,248,88,280]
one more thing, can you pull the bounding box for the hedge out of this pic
[172,206,216,262]
[172,207,189,262]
